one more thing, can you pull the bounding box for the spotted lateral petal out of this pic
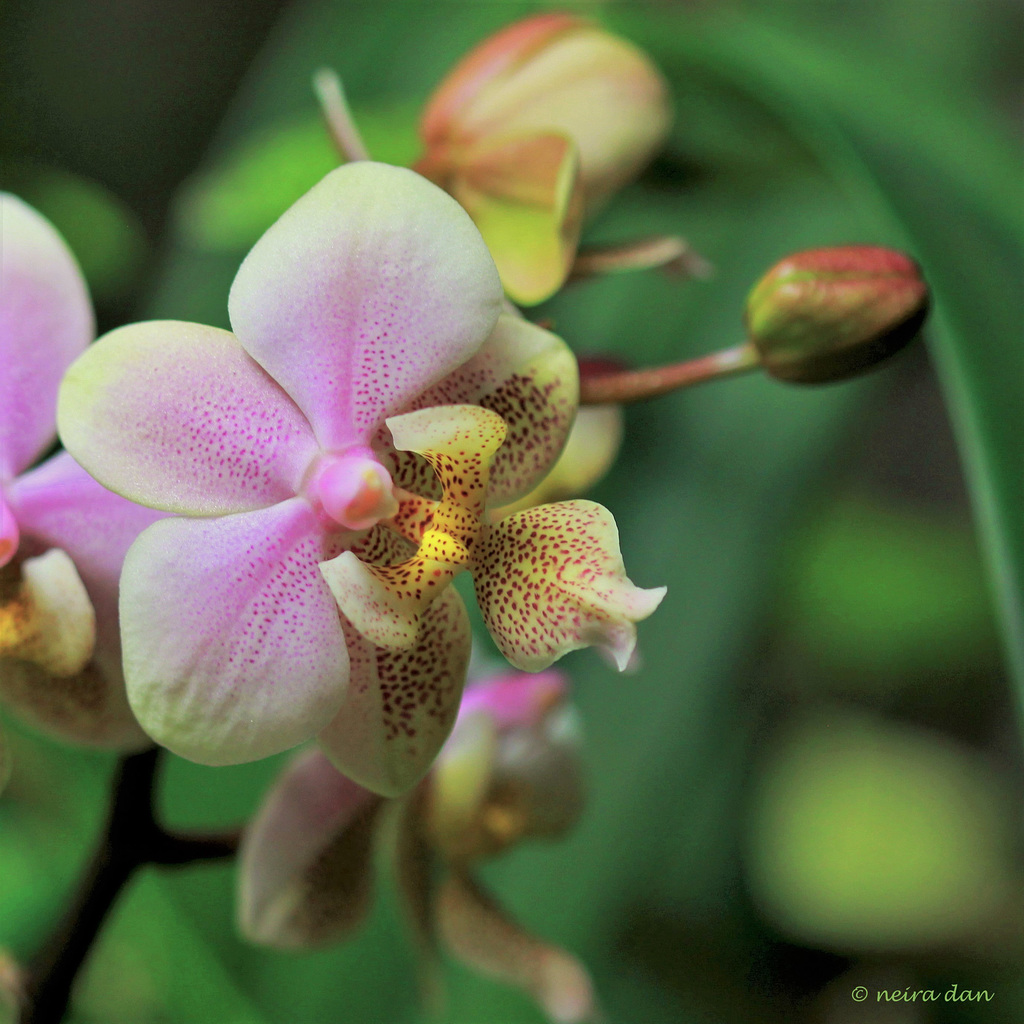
[238,747,382,948]
[57,321,318,516]
[228,162,503,450]
[391,313,579,507]
[322,405,506,648]
[437,871,596,1024]
[0,194,93,479]
[472,499,666,671]
[318,586,471,797]
[120,499,349,765]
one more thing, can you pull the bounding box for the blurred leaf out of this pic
[174,101,422,252]
[746,708,1017,952]
[617,1,1024,713]
[781,496,1000,679]
[77,873,270,1024]
[0,163,147,304]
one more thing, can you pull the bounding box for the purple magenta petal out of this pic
[119,498,349,764]
[227,162,503,450]
[58,320,319,515]
[0,194,93,479]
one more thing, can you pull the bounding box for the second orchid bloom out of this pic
[58,163,664,796]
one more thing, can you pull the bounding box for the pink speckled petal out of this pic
[238,747,381,948]
[120,498,348,765]
[0,194,93,478]
[57,321,318,515]
[437,871,597,1024]
[472,500,666,671]
[318,586,471,797]
[394,313,579,506]
[228,162,503,450]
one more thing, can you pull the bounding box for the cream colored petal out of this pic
[238,747,382,948]
[0,549,94,676]
[437,871,597,1024]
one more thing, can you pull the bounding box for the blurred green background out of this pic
[1,0,1022,1021]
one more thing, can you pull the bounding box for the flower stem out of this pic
[578,341,761,405]
[20,748,239,1024]
[313,68,371,162]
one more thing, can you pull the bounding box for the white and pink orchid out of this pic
[0,193,161,749]
[238,668,594,1023]
[58,162,662,794]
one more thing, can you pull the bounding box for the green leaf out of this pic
[620,3,1024,710]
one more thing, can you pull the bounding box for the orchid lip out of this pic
[0,494,19,569]
[304,448,399,531]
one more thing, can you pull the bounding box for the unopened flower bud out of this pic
[745,246,929,384]
[416,13,671,303]
[427,671,585,862]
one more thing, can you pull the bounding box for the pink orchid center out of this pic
[309,451,399,531]
[0,495,19,569]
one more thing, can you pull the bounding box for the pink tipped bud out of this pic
[745,246,929,384]
[419,13,671,213]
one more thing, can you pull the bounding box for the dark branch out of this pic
[20,748,239,1024]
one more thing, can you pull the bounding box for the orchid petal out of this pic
[458,669,568,731]
[120,499,348,765]
[453,26,670,212]
[392,314,579,507]
[437,871,597,1024]
[0,654,147,750]
[57,320,317,515]
[472,500,666,671]
[7,452,164,681]
[322,405,506,647]
[0,545,144,749]
[392,791,444,1011]
[227,162,503,449]
[495,404,622,516]
[318,587,471,797]
[0,549,93,677]
[420,14,582,146]
[425,709,499,859]
[238,747,381,948]
[0,194,93,478]
[451,133,582,306]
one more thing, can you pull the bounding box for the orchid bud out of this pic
[427,670,585,863]
[745,246,929,384]
[415,13,671,304]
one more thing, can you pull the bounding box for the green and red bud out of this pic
[745,246,929,384]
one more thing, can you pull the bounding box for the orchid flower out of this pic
[414,12,671,304]
[1,193,159,750]
[238,669,595,1024]
[59,163,661,794]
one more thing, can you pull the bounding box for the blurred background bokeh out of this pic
[1,1,1022,1021]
